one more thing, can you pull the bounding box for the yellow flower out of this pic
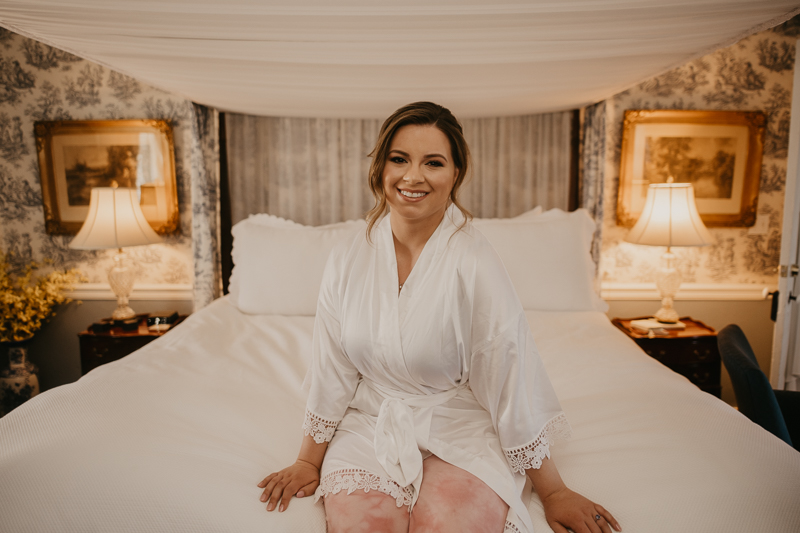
[0,252,84,343]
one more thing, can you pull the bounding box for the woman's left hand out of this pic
[541,487,621,533]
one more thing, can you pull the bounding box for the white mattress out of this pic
[1,296,799,532]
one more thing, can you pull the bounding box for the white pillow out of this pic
[242,213,305,228]
[473,209,607,312]
[229,216,366,315]
[536,207,569,219]
[511,206,543,219]
[472,206,542,224]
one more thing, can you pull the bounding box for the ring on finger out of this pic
[595,514,601,521]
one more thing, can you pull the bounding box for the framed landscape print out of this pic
[616,110,765,227]
[35,119,179,235]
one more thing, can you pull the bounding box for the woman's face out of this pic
[382,124,458,226]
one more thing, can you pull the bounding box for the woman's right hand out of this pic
[257,459,321,512]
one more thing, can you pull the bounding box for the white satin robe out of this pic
[302,206,571,533]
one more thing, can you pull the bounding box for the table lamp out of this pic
[625,179,713,323]
[69,186,163,320]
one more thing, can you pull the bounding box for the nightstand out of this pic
[78,314,186,376]
[611,316,721,398]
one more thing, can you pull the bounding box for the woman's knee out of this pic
[324,489,410,533]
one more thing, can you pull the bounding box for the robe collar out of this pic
[378,203,464,299]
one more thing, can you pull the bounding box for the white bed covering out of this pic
[1,296,799,532]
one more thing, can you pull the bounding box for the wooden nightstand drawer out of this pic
[612,317,722,398]
[78,314,186,375]
[637,337,719,366]
[79,335,155,374]
[669,360,721,385]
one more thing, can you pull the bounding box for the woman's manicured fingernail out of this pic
[267,504,273,511]
[297,491,305,498]
[260,495,266,502]
[279,504,284,512]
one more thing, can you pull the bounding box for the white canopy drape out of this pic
[0,1,798,118]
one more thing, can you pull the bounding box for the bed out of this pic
[1,208,799,532]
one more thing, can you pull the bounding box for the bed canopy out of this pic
[0,1,798,118]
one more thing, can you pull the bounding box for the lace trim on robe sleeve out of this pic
[502,413,571,474]
[302,409,339,444]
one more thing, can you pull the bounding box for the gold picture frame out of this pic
[35,119,179,235]
[616,110,765,227]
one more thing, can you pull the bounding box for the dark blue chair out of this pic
[718,324,799,449]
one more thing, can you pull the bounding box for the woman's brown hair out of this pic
[366,102,472,241]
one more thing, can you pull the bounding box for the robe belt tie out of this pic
[369,381,466,489]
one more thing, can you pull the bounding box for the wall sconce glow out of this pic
[625,180,713,323]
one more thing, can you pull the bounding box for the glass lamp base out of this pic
[654,250,681,324]
[108,249,136,320]
[654,298,680,323]
[111,304,136,321]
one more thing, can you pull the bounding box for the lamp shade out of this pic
[625,183,713,247]
[69,187,163,250]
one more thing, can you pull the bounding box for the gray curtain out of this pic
[225,111,574,224]
[189,103,222,310]
[460,112,572,218]
[226,115,379,226]
[579,101,606,268]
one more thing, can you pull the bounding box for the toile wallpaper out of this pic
[0,28,221,308]
[600,19,798,286]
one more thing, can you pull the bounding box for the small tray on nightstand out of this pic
[612,316,721,398]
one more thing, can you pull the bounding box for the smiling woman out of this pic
[366,104,472,295]
[366,103,472,242]
[384,124,457,224]
[257,102,620,533]
[382,123,461,290]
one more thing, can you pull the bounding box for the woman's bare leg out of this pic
[324,487,410,533]
[409,455,509,533]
